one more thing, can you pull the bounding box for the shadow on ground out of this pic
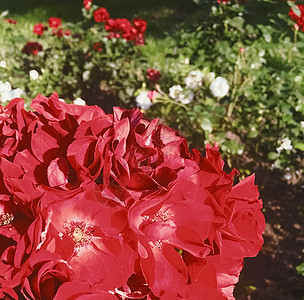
[235,168,304,300]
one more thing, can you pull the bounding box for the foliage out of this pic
[135,0,304,174]
[0,3,147,110]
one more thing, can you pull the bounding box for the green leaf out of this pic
[288,1,301,17]
[296,262,304,276]
[268,152,279,160]
[228,17,245,29]
[200,118,213,133]
[294,142,304,151]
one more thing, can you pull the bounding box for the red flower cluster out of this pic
[94,7,110,23]
[147,68,162,84]
[0,93,264,299]
[21,41,43,55]
[289,5,304,31]
[32,17,70,37]
[105,18,147,45]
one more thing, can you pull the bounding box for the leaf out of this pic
[200,118,213,133]
[268,152,279,160]
[296,262,304,276]
[288,1,301,17]
[228,17,245,29]
[294,142,304,151]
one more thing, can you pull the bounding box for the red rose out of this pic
[94,7,110,23]
[33,23,44,36]
[21,251,73,300]
[289,5,304,31]
[54,281,117,299]
[5,18,17,24]
[0,93,265,299]
[48,17,61,29]
[22,41,43,55]
[147,68,162,84]
[132,18,147,34]
[93,41,102,51]
[83,0,92,10]
[39,183,136,289]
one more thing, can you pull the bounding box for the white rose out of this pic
[29,70,39,80]
[0,81,12,94]
[0,61,7,68]
[135,91,153,110]
[82,70,90,81]
[73,97,86,105]
[169,85,183,99]
[276,137,293,153]
[11,88,24,98]
[177,90,194,104]
[184,70,203,89]
[210,76,229,98]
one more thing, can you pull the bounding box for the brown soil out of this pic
[234,168,304,300]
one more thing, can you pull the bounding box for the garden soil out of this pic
[235,168,304,300]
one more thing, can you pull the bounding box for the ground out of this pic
[235,168,304,300]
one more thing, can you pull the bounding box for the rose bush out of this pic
[132,0,304,176]
[0,1,148,110]
[0,93,265,299]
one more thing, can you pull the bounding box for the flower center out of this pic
[0,213,14,226]
[63,220,94,248]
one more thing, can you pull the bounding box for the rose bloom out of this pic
[93,41,102,52]
[135,91,154,110]
[55,28,71,37]
[147,68,162,84]
[210,76,229,98]
[184,70,204,89]
[83,0,92,10]
[289,5,304,31]
[21,41,43,55]
[169,84,183,99]
[33,23,44,36]
[5,18,17,24]
[94,7,110,23]
[132,18,147,34]
[0,93,265,299]
[48,17,61,29]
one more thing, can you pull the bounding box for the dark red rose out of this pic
[5,18,17,24]
[94,7,110,23]
[147,68,162,84]
[93,41,102,51]
[21,251,73,300]
[22,41,43,55]
[48,17,61,29]
[83,0,92,10]
[33,23,44,36]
